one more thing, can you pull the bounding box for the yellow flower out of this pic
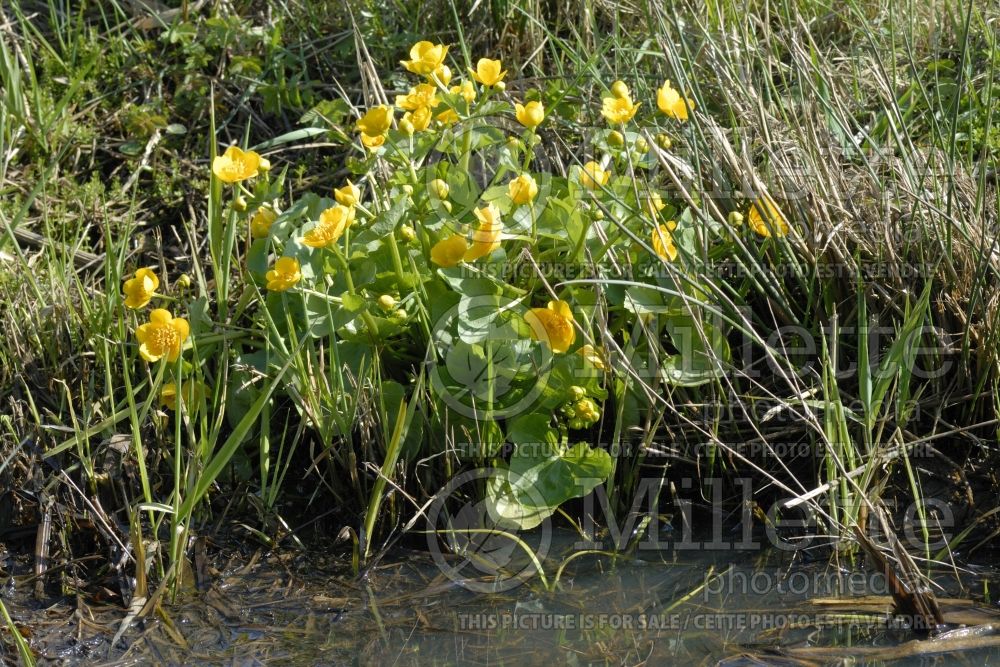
[514,101,545,129]
[123,267,159,309]
[451,80,476,104]
[355,105,394,137]
[748,196,790,237]
[303,205,353,248]
[135,308,190,363]
[432,64,453,86]
[405,105,433,133]
[212,146,260,183]
[577,344,606,370]
[160,380,206,412]
[430,234,470,267]
[436,108,459,125]
[610,80,630,99]
[656,80,695,121]
[395,83,439,111]
[250,206,278,239]
[360,132,386,149]
[266,256,301,291]
[464,204,503,261]
[334,181,360,207]
[651,224,678,261]
[601,94,640,124]
[473,203,502,227]
[469,58,506,86]
[401,41,449,76]
[580,161,610,189]
[524,300,576,354]
[508,173,538,205]
[644,192,665,217]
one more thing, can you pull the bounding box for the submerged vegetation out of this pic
[2,0,1000,661]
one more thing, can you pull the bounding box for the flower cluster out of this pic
[193,40,801,462]
[122,265,190,363]
[560,386,602,430]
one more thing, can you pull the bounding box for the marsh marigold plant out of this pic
[212,39,793,533]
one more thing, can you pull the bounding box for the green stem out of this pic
[331,244,379,337]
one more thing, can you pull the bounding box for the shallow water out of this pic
[9,531,1000,665]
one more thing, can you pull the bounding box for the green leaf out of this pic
[486,442,612,530]
[660,316,730,387]
[368,196,409,237]
[251,127,328,151]
[342,292,366,313]
[507,414,557,448]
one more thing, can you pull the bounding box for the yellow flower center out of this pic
[150,325,179,354]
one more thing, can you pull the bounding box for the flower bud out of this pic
[442,200,453,213]
[233,196,248,212]
[610,80,630,99]
[728,211,744,227]
[402,184,414,196]
[429,179,450,199]
[176,273,192,289]
[400,225,416,242]
[393,309,407,320]
[495,81,506,92]
[258,157,271,172]
[656,133,672,149]
[434,64,453,86]
[608,130,625,147]
[377,294,397,312]
[635,137,649,153]
[570,385,587,400]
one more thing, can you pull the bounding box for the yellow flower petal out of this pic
[360,132,386,149]
[657,80,695,121]
[401,41,449,76]
[334,180,361,207]
[469,58,506,86]
[266,256,302,291]
[748,196,790,237]
[651,224,678,261]
[395,83,440,111]
[464,205,503,262]
[355,106,394,136]
[135,308,189,363]
[250,206,278,239]
[212,146,261,183]
[450,80,476,104]
[577,344,606,370]
[508,173,538,205]
[524,300,576,353]
[601,95,640,124]
[160,380,206,412]
[430,234,470,267]
[303,205,353,248]
[123,267,159,309]
[514,101,545,129]
[580,161,610,189]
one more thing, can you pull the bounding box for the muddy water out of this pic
[5,530,1000,665]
